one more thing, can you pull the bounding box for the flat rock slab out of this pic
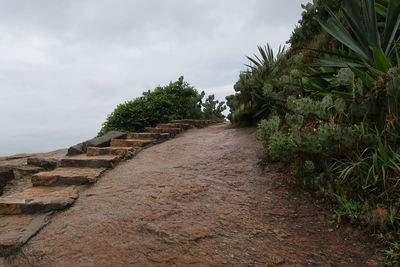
[13,165,44,180]
[170,119,207,128]
[0,213,51,256]
[32,168,107,186]
[173,119,220,127]
[0,153,40,161]
[0,186,78,215]
[60,155,120,168]
[145,127,182,135]
[157,123,193,130]
[86,147,136,157]
[128,132,170,140]
[110,139,155,148]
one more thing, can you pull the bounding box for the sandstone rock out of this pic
[157,123,193,130]
[13,165,44,180]
[32,167,106,186]
[67,143,85,156]
[145,127,182,136]
[27,157,59,170]
[86,147,136,157]
[0,213,51,256]
[128,132,170,140]
[170,119,208,128]
[110,139,155,148]
[0,186,78,215]
[268,255,285,266]
[0,167,14,195]
[67,131,127,156]
[85,131,127,148]
[170,119,196,123]
[0,153,40,161]
[61,155,120,168]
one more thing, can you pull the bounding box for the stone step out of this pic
[128,132,170,140]
[0,186,78,215]
[144,127,182,136]
[110,139,156,148]
[60,155,120,168]
[13,165,44,180]
[32,167,106,186]
[169,119,217,127]
[156,123,193,130]
[170,119,205,127]
[0,213,51,256]
[86,146,136,157]
[170,119,196,124]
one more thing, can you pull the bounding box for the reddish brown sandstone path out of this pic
[6,124,383,266]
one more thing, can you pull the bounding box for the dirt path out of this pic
[5,124,383,266]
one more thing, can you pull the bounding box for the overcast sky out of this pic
[0,0,309,156]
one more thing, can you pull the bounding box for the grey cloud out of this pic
[0,0,309,155]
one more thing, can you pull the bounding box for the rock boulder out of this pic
[67,131,127,156]
[27,157,59,170]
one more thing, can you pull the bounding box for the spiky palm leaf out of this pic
[245,44,286,69]
[316,0,400,72]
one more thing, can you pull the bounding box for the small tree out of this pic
[202,94,226,120]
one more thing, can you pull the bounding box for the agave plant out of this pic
[315,0,400,73]
[303,0,400,98]
[246,44,286,70]
[230,44,290,122]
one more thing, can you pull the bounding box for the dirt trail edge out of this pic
[5,124,383,266]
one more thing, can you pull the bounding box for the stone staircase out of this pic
[0,119,218,256]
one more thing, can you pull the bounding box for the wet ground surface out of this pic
[1,149,68,198]
[5,124,384,266]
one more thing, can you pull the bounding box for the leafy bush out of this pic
[99,76,225,135]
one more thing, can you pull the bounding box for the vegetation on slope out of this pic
[226,0,400,263]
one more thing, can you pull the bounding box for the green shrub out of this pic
[201,94,226,121]
[99,76,225,135]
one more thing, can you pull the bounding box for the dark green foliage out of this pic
[315,0,400,70]
[225,94,237,122]
[98,77,224,135]
[201,95,226,120]
[288,0,343,51]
